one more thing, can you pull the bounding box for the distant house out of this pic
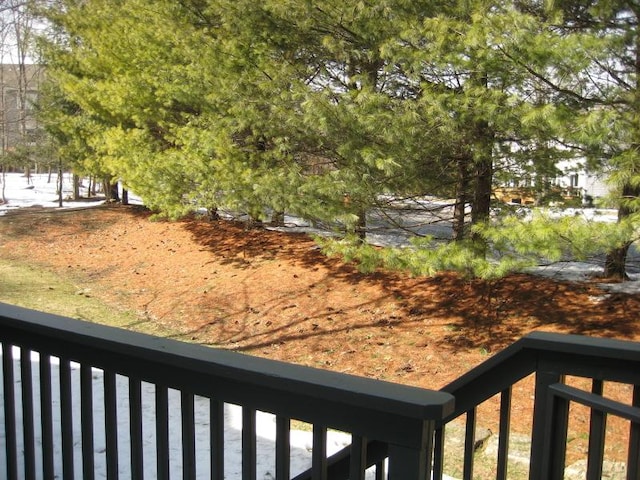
[494,154,612,206]
[553,159,611,204]
[1,63,44,154]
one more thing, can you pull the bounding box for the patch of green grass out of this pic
[0,258,177,338]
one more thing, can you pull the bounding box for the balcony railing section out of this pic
[435,332,640,480]
[313,331,640,480]
[3,301,640,480]
[0,302,454,480]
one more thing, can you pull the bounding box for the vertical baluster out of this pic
[627,385,640,480]
[496,387,512,480]
[349,434,367,480]
[60,359,74,480]
[20,347,36,480]
[242,407,257,480]
[156,386,170,480]
[463,409,476,480]
[2,343,18,480]
[547,391,570,480]
[129,378,143,480]
[275,416,290,480]
[181,392,196,480]
[375,459,386,480]
[210,399,224,480]
[80,364,95,480]
[312,424,328,480]
[432,425,445,480]
[586,379,606,480]
[104,371,118,480]
[39,354,55,479]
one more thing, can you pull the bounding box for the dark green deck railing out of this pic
[3,302,640,479]
[308,331,640,480]
[0,302,453,480]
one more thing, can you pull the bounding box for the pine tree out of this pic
[36,0,638,280]
[505,0,640,279]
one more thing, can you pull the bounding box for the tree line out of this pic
[30,0,640,279]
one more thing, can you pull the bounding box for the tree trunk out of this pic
[472,157,493,225]
[103,179,120,202]
[111,183,120,202]
[604,242,630,280]
[452,154,470,241]
[73,174,80,200]
[604,183,639,279]
[1,166,6,204]
[471,123,493,228]
[207,207,220,221]
[607,18,640,280]
[354,210,367,242]
[271,210,285,226]
[470,116,494,255]
[470,153,493,255]
[122,188,129,205]
[57,161,63,207]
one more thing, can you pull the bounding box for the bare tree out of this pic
[1,0,44,184]
[0,6,9,202]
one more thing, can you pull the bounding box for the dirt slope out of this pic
[1,203,639,456]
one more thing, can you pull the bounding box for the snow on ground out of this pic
[0,172,108,213]
[0,348,365,480]
[2,173,639,295]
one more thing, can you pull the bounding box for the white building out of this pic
[553,159,611,203]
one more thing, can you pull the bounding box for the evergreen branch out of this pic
[312,6,361,44]
[174,0,220,29]
[496,45,610,106]
[591,57,634,91]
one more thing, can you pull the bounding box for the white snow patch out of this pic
[0,347,388,480]
[0,172,106,214]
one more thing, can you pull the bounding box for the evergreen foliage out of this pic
[319,212,637,279]
[33,0,640,278]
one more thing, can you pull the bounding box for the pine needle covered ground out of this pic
[1,204,639,464]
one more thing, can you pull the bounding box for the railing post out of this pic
[210,399,225,480]
[529,369,565,480]
[39,354,55,479]
[60,359,74,480]
[546,388,570,479]
[275,416,291,480]
[387,444,429,480]
[387,420,434,480]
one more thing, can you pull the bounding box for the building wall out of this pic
[554,159,610,201]
[1,64,44,153]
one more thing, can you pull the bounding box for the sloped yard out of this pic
[1,204,639,468]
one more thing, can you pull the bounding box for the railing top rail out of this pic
[0,302,454,447]
[522,330,640,361]
[440,331,640,422]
